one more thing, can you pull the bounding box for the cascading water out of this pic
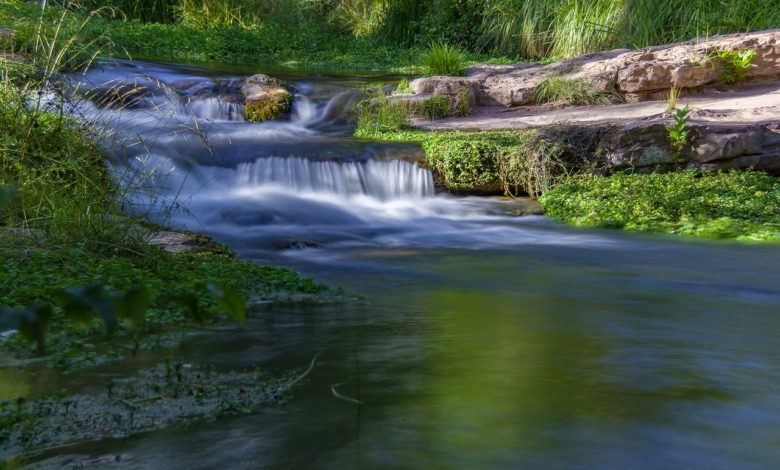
[55,59,603,257]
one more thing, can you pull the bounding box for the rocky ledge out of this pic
[403,29,780,173]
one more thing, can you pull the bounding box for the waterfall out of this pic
[234,157,435,200]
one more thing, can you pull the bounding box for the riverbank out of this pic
[355,29,780,241]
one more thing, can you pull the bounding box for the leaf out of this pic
[207,284,247,325]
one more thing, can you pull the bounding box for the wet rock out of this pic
[274,240,322,250]
[146,231,206,253]
[241,74,292,122]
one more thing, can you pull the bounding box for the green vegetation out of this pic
[419,95,453,120]
[423,42,466,76]
[533,76,607,106]
[541,171,780,241]
[362,125,612,196]
[356,88,410,134]
[667,105,692,168]
[394,78,414,94]
[4,0,775,73]
[713,48,757,84]
[0,3,332,370]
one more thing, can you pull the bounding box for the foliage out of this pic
[533,76,606,106]
[541,170,780,241]
[713,48,756,84]
[367,125,612,196]
[422,42,466,76]
[356,87,410,134]
[419,95,452,120]
[0,247,329,367]
[667,105,691,168]
[454,87,470,116]
[394,78,413,94]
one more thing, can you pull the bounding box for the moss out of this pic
[244,91,292,122]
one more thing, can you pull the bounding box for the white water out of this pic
[55,60,621,256]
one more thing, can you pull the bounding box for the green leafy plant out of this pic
[394,78,414,94]
[713,48,756,84]
[422,42,466,76]
[667,105,691,168]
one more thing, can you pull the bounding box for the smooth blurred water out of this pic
[17,61,780,469]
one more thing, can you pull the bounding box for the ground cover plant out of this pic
[541,170,780,241]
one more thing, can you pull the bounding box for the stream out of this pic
[12,60,780,468]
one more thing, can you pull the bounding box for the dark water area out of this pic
[9,60,780,469]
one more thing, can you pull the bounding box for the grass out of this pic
[422,42,466,76]
[0,2,335,370]
[541,170,780,241]
[533,76,607,106]
[419,95,453,120]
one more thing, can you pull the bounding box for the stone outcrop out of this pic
[606,120,780,173]
[410,29,780,107]
[240,74,292,122]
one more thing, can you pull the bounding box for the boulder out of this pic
[240,74,292,122]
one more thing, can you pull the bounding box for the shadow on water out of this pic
[11,60,780,469]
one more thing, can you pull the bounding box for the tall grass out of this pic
[422,42,466,76]
[319,0,780,59]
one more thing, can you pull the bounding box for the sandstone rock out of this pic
[241,74,292,122]
[409,29,780,108]
[409,76,480,107]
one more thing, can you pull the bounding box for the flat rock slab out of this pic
[414,82,780,131]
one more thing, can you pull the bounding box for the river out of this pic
[19,60,780,469]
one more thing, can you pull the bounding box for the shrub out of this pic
[713,48,757,84]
